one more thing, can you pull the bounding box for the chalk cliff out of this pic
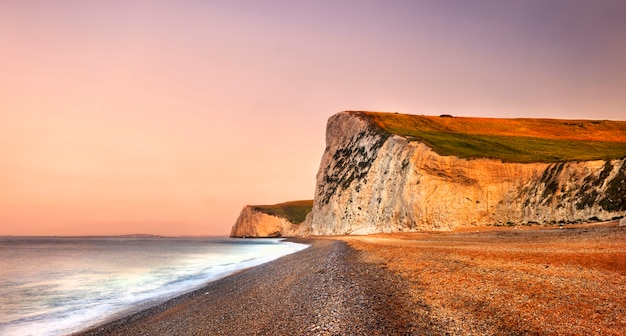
[230,201,312,238]
[301,111,626,235]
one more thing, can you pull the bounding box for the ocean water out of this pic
[0,236,308,336]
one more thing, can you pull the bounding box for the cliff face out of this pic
[230,206,294,237]
[302,111,626,235]
[230,201,313,238]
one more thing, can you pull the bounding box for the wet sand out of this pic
[77,222,626,335]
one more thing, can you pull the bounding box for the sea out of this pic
[0,236,308,336]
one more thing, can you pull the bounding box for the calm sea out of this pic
[0,236,308,336]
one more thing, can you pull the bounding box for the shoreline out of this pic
[75,222,626,335]
[74,238,421,335]
[71,239,315,335]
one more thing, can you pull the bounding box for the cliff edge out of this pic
[230,200,313,237]
[302,111,626,235]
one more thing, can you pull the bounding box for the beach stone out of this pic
[76,239,426,335]
[620,217,626,226]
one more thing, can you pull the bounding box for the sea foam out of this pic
[0,237,308,336]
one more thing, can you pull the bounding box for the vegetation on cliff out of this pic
[252,200,314,224]
[354,111,626,163]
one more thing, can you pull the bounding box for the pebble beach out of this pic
[76,222,626,335]
[75,239,420,335]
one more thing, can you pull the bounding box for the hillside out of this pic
[251,200,313,224]
[358,111,626,163]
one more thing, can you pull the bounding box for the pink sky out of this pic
[1,1,625,236]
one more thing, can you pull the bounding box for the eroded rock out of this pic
[300,111,626,235]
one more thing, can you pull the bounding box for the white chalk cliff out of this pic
[230,206,299,238]
[299,111,626,235]
[230,200,313,237]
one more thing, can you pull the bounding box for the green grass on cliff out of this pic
[355,111,626,163]
[252,200,313,224]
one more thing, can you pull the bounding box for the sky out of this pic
[1,0,625,236]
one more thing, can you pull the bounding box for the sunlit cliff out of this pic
[232,111,626,237]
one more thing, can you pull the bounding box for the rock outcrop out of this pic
[230,201,312,238]
[301,111,626,235]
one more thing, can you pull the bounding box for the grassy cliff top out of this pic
[351,111,626,163]
[252,200,313,224]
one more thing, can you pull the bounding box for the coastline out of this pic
[75,222,626,335]
[74,238,421,335]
